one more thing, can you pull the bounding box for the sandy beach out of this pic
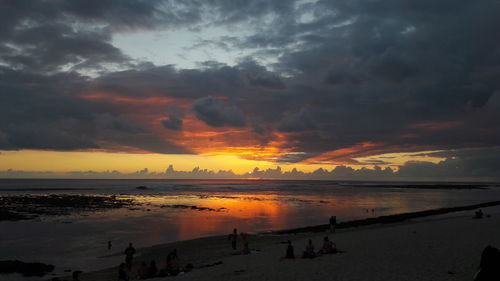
[71,205,500,281]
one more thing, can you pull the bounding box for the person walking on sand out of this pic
[228,228,238,250]
[329,216,337,233]
[124,243,136,270]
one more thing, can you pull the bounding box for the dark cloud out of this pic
[1,0,500,179]
[90,64,246,98]
[0,66,188,154]
[277,108,316,132]
[162,115,183,131]
[0,23,129,72]
[398,147,500,179]
[193,96,245,127]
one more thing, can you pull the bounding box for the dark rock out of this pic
[160,204,226,212]
[0,209,31,221]
[0,195,136,221]
[0,260,55,277]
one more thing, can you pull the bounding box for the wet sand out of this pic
[71,203,500,281]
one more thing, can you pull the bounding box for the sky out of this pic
[1,0,500,180]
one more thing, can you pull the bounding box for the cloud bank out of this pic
[1,1,500,179]
[2,148,499,181]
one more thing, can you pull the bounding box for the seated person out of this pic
[241,242,251,255]
[148,260,158,278]
[166,251,180,276]
[118,263,129,281]
[280,240,295,260]
[318,236,337,255]
[475,209,484,219]
[137,261,149,279]
[303,239,316,258]
[474,245,500,281]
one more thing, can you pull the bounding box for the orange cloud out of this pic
[302,142,381,165]
[169,116,293,161]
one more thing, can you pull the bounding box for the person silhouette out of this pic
[303,239,316,258]
[228,228,238,250]
[137,261,148,279]
[167,251,180,276]
[474,245,500,280]
[148,260,158,278]
[124,243,136,270]
[72,270,82,281]
[118,263,129,281]
[329,216,337,233]
[318,236,337,255]
[280,240,295,260]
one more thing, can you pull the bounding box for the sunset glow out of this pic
[1,0,499,181]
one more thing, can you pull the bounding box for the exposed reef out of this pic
[0,194,136,221]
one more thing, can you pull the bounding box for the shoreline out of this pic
[274,200,500,234]
[61,200,500,281]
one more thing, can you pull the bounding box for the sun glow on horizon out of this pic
[0,147,447,178]
[0,149,335,175]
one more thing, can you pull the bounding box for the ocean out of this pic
[1,179,499,280]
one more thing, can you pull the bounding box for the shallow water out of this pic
[1,179,499,280]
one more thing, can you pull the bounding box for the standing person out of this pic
[124,243,136,270]
[329,216,337,233]
[108,240,112,250]
[228,228,238,250]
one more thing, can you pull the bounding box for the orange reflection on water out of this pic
[177,194,293,239]
[114,188,436,244]
[127,194,294,240]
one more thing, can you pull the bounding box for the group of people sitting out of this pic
[475,209,484,219]
[136,261,158,279]
[303,237,338,258]
[119,225,338,279]
[229,228,252,255]
[118,248,184,280]
[281,236,338,260]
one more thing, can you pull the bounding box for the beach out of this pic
[2,180,500,281]
[73,205,500,281]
